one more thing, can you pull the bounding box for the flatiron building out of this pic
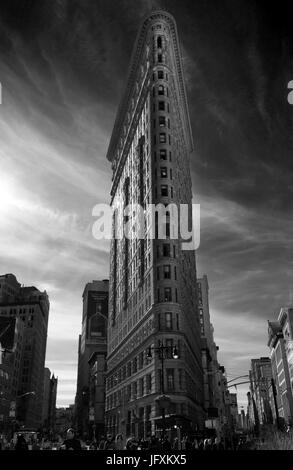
[105,10,204,438]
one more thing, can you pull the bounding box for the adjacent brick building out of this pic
[0,274,49,429]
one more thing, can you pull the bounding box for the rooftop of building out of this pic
[268,320,282,334]
[251,356,270,362]
[106,8,193,165]
[82,279,109,298]
[0,273,19,279]
[0,274,48,294]
[278,306,293,326]
[267,320,283,347]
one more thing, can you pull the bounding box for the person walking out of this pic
[192,438,199,450]
[14,434,29,451]
[185,436,193,450]
[173,437,179,450]
[213,437,224,451]
[115,434,124,450]
[181,435,187,450]
[198,439,204,451]
[98,435,106,449]
[203,438,212,451]
[61,428,82,450]
[103,433,116,450]
[161,435,172,451]
[126,437,138,450]
[149,435,160,451]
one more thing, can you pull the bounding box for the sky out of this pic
[0,0,293,410]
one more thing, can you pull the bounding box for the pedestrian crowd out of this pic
[96,433,226,451]
[0,429,255,451]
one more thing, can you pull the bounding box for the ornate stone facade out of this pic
[105,10,205,438]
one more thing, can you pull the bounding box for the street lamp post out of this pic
[147,343,178,439]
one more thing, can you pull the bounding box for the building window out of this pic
[166,222,170,238]
[133,357,137,373]
[161,185,168,197]
[163,265,171,279]
[157,36,162,48]
[146,374,152,394]
[158,70,164,79]
[165,312,173,330]
[132,381,137,399]
[158,85,164,95]
[160,149,167,160]
[160,167,167,178]
[158,54,162,63]
[90,313,106,337]
[166,339,174,358]
[159,116,166,127]
[139,352,144,369]
[164,287,172,302]
[178,369,184,389]
[166,369,175,391]
[138,378,144,397]
[163,244,170,257]
[158,101,165,111]
[159,133,166,143]
[157,267,160,280]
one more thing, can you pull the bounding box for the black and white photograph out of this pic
[0,0,293,456]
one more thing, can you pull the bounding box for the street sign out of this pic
[205,418,220,429]
[205,419,214,428]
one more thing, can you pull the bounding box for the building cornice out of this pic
[106,9,193,167]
